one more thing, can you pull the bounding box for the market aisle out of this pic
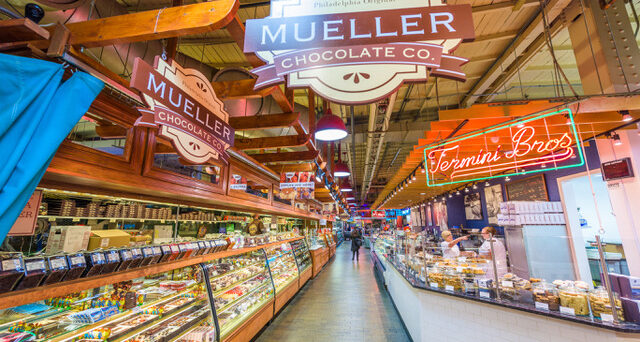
[256,243,411,342]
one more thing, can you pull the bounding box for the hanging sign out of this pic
[280,172,315,199]
[8,190,42,236]
[372,210,386,218]
[229,174,248,190]
[244,0,474,104]
[423,109,585,186]
[130,57,234,164]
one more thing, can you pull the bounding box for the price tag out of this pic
[479,291,491,298]
[535,302,549,311]
[72,218,80,222]
[445,285,454,292]
[456,267,464,273]
[501,280,514,288]
[161,220,165,223]
[71,256,85,265]
[110,219,116,223]
[560,306,575,316]
[123,251,132,259]
[50,258,67,269]
[457,257,467,262]
[1,259,18,271]
[50,218,56,222]
[26,260,45,271]
[601,313,614,323]
[430,282,439,289]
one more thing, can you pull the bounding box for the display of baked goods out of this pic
[590,287,624,320]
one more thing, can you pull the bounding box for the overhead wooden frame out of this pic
[63,0,239,48]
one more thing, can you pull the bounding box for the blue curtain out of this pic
[0,53,104,242]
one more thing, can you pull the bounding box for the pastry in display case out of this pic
[264,244,299,292]
[0,265,214,342]
[589,287,624,320]
[202,250,274,341]
[289,240,312,272]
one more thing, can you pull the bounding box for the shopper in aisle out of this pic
[351,230,362,261]
[478,226,509,278]
[247,214,265,236]
[440,230,469,259]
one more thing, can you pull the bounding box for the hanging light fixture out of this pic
[340,179,353,192]
[485,181,490,187]
[472,184,478,190]
[465,188,469,193]
[333,143,351,177]
[505,176,511,182]
[315,108,348,141]
[611,132,622,146]
[620,110,633,122]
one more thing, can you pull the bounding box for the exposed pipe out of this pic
[360,103,377,201]
[364,93,397,201]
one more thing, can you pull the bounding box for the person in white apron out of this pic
[478,226,508,279]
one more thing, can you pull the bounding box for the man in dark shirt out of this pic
[247,214,265,236]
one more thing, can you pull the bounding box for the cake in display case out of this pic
[203,250,274,341]
[289,239,312,273]
[264,244,299,293]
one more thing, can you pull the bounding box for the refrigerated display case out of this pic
[202,250,274,342]
[289,239,312,287]
[264,244,299,313]
[0,264,214,342]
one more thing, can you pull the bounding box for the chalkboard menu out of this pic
[505,174,549,201]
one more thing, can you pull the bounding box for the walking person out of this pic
[351,229,362,261]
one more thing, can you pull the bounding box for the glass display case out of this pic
[374,231,640,331]
[203,250,273,341]
[307,233,327,251]
[289,240,312,273]
[0,265,214,342]
[264,244,299,293]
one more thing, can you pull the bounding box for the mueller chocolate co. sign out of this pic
[244,0,475,104]
[130,57,234,164]
[423,109,585,186]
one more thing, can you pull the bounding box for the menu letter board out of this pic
[505,174,549,201]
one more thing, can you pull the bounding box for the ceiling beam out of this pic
[212,78,271,99]
[472,0,539,14]
[64,1,239,48]
[461,0,573,107]
[235,134,310,150]
[229,112,300,130]
[250,150,319,163]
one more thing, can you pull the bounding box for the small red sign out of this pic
[9,189,42,236]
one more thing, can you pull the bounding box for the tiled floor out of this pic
[255,242,411,342]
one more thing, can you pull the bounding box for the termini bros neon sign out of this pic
[423,109,585,186]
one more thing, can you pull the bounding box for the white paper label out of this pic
[535,302,549,311]
[123,251,132,259]
[601,313,614,323]
[430,282,439,289]
[457,257,467,262]
[170,245,180,253]
[100,238,110,248]
[50,258,67,269]
[72,218,80,222]
[480,291,491,298]
[110,219,116,223]
[71,256,84,265]
[456,267,464,273]
[107,253,118,262]
[445,285,454,292]
[501,280,514,288]
[26,260,45,271]
[560,306,575,316]
[1,259,18,271]
[153,247,161,254]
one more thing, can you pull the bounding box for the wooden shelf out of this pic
[0,237,303,311]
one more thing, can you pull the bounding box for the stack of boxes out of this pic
[497,201,565,226]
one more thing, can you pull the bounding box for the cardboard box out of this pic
[88,230,132,250]
[46,226,91,253]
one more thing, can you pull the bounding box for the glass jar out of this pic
[559,284,590,316]
[589,287,624,321]
[532,281,560,311]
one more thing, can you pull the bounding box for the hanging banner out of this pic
[8,190,42,236]
[423,109,585,186]
[244,0,474,104]
[130,57,234,165]
[280,172,315,199]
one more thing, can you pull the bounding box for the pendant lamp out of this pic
[340,179,353,192]
[315,108,348,141]
[333,143,351,177]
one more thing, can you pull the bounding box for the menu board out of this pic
[505,174,549,201]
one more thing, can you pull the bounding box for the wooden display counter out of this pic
[310,247,329,278]
[329,243,336,257]
[223,298,275,342]
[0,237,303,311]
[299,266,312,287]
[274,277,300,313]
